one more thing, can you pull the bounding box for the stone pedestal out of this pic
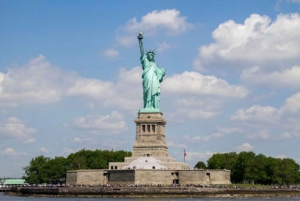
[109,112,190,170]
[133,112,168,157]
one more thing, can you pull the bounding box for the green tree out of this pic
[207,152,238,170]
[232,151,256,183]
[205,151,300,185]
[194,161,207,169]
[23,149,133,183]
[22,155,50,184]
[278,158,300,185]
[67,149,89,170]
[248,154,267,184]
[42,157,69,184]
[222,152,238,170]
[264,157,280,185]
[207,153,224,169]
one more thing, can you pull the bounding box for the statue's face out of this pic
[147,53,154,61]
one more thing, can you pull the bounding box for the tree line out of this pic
[195,151,300,185]
[22,149,131,184]
[23,150,300,185]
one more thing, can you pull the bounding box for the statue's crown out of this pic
[146,49,156,55]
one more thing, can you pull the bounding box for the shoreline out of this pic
[5,187,300,198]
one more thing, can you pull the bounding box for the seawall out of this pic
[7,187,300,198]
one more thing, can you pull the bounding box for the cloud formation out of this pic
[157,42,170,53]
[0,148,27,157]
[0,55,142,111]
[0,55,67,107]
[40,147,49,153]
[164,71,248,98]
[241,66,300,88]
[163,71,248,119]
[103,49,119,60]
[72,111,127,134]
[1,55,250,122]
[231,105,280,124]
[194,13,300,71]
[231,93,300,140]
[74,137,95,145]
[0,117,37,143]
[117,9,193,46]
[233,143,254,152]
[185,151,214,163]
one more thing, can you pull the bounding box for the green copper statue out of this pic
[138,32,166,113]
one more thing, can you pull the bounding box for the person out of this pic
[138,33,166,110]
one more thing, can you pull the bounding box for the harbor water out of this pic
[1,192,300,201]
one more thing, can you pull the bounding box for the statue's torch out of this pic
[137,32,143,40]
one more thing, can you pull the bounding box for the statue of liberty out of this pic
[138,32,166,112]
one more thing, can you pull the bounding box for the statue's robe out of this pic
[140,54,165,109]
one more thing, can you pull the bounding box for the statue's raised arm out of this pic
[138,32,144,57]
[137,32,166,113]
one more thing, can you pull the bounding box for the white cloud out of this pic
[23,138,36,144]
[280,132,292,138]
[185,151,214,163]
[276,154,287,159]
[0,117,37,143]
[217,127,243,134]
[0,55,143,112]
[74,137,95,145]
[72,111,127,134]
[163,71,248,120]
[246,130,269,140]
[233,143,254,152]
[157,42,170,53]
[0,55,68,107]
[184,132,224,143]
[241,66,300,88]
[281,92,300,114]
[66,78,114,99]
[103,49,119,60]
[0,55,251,119]
[0,148,27,157]
[231,93,300,125]
[167,141,186,148]
[275,132,292,140]
[287,0,300,3]
[100,139,127,150]
[194,13,300,71]
[117,9,193,46]
[62,148,75,156]
[163,71,248,98]
[67,67,142,111]
[231,93,300,141]
[194,128,243,142]
[192,136,210,142]
[174,108,217,120]
[230,105,280,124]
[103,67,142,111]
[40,147,49,153]
[0,55,116,108]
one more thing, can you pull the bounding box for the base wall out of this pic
[66,169,231,185]
[66,170,107,185]
[108,170,135,185]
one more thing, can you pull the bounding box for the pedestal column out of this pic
[133,112,169,157]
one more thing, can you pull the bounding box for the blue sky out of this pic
[1,0,300,177]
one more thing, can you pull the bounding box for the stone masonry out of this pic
[66,112,231,185]
[108,112,190,170]
[133,112,168,157]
